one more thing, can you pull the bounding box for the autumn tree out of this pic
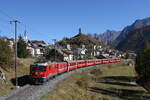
[0,38,13,69]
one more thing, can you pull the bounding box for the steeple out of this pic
[79,28,82,34]
[23,29,28,43]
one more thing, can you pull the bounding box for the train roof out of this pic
[31,61,67,66]
[31,58,121,66]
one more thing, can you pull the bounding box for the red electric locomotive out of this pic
[30,62,68,84]
[30,62,49,83]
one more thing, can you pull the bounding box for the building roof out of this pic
[57,50,69,57]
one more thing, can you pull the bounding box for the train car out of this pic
[77,60,86,68]
[95,59,103,65]
[67,61,78,71]
[86,60,95,66]
[102,59,110,64]
[48,63,58,76]
[57,62,68,74]
[95,60,99,65]
[109,59,116,63]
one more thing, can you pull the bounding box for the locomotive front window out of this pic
[38,66,46,72]
[31,66,36,71]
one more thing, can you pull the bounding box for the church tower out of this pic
[23,29,28,43]
[79,28,82,34]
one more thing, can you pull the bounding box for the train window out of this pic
[71,63,76,66]
[49,66,52,70]
[80,62,83,64]
[38,66,46,72]
[55,65,58,68]
[31,66,36,71]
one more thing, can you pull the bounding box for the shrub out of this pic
[90,68,102,76]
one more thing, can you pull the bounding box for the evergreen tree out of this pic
[17,35,30,58]
[135,44,150,81]
[0,38,13,69]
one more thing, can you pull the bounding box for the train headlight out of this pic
[35,72,38,75]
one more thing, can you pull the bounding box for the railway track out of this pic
[0,63,120,100]
[0,65,92,100]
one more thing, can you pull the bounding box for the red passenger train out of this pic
[30,59,121,84]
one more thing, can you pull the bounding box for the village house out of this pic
[27,40,48,57]
[58,49,74,61]
[46,49,74,62]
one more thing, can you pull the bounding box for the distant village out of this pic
[1,29,134,62]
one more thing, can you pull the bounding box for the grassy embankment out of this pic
[42,61,150,100]
[0,58,36,96]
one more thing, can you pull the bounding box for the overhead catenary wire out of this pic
[0,8,55,44]
[0,8,46,41]
[0,9,18,37]
[0,18,13,37]
[0,9,14,20]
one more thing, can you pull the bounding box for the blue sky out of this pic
[0,0,150,43]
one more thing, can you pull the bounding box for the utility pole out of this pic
[10,20,20,89]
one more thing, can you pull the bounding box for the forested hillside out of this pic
[116,25,150,51]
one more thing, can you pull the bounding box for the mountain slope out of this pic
[116,25,150,51]
[113,17,150,48]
